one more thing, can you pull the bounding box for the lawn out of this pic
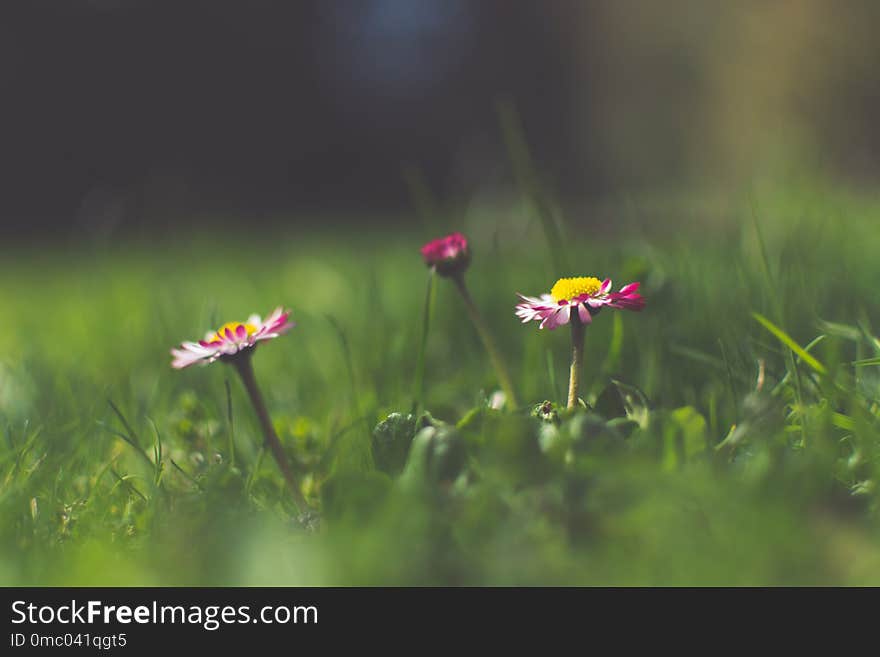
[3,183,880,586]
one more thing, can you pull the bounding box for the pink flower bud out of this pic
[420,232,471,277]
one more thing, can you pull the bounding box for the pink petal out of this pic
[541,307,570,330]
[171,347,210,369]
[578,303,592,324]
[607,284,645,310]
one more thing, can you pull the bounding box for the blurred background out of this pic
[6,1,880,587]
[4,0,880,240]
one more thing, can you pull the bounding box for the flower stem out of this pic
[411,269,436,415]
[568,313,586,409]
[233,354,307,511]
[451,274,519,409]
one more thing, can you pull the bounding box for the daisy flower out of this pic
[419,232,519,408]
[420,232,471,277]
[171,307,294,369]
[516,276,644,409]
[170,307,305,511]
[516,277,644,330]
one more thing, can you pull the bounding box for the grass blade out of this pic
[497,99,568,272]
[752,312,827,375]
[169,458,204,492]
[326,315,372,441]
[718,339,740,421]
[411,269,436,415]
[403,164,442,234]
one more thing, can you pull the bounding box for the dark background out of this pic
[3,0,584,236]
[4,1,880,238]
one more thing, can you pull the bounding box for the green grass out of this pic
[3,184,880,586]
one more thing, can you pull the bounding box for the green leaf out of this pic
[605,417,640,439]
[372,413,418,476]
[593,383,627,419]
[609,379,651,428]
[817,319,861,342]
[601,312,624,375]
[672,407,709,460]
[662,406,708,470]
[830,412,856,431]
[399,425,466,490]
[752,312,827,375]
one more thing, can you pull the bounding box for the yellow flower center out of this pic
[550,276,602,302]
[215,322,258,340]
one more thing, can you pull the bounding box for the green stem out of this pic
[568,314,585,409]
[452,275,519,409]
[233,354,307,511]
[411,269,436,415]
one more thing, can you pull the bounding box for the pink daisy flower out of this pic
[171,307,294,369]
[516,277,644,330]
[420,232,471,277]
